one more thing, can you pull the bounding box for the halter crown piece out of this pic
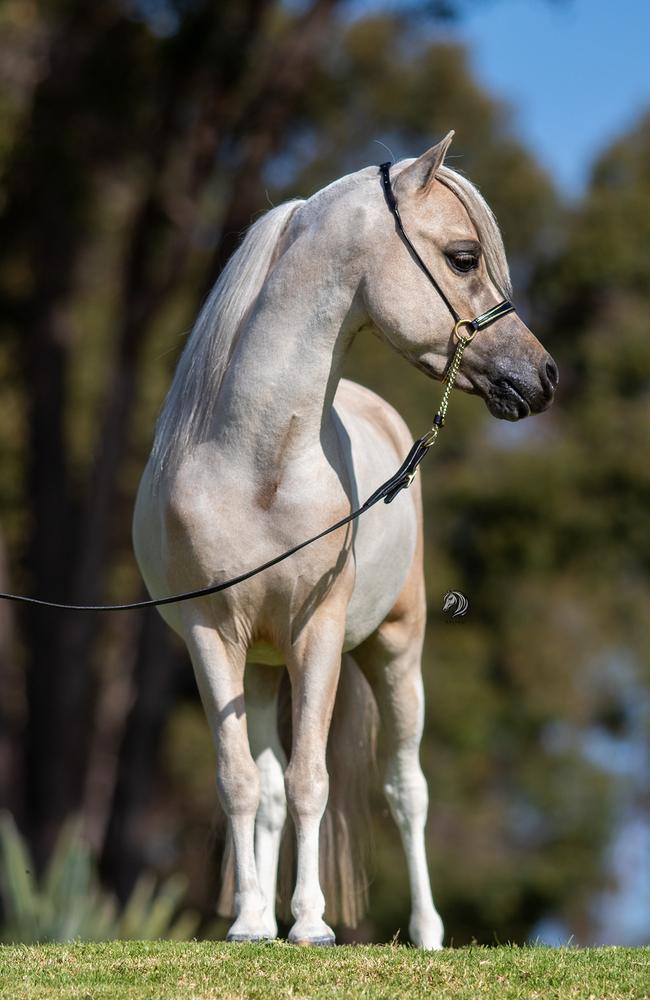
[0,162,518,612]
[378,163,515,337]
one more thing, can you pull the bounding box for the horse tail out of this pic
[321,652,379,928]
[277,653,379,929]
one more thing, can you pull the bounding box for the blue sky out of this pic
[444,0,650,197]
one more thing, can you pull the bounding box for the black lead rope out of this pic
[0,163,516,613]
[0,441,432,613]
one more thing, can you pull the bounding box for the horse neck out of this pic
[211,225,361,469]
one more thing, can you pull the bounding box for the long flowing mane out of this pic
[151,198,304,487]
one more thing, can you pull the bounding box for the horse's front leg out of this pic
[284,607,346,946]
[185,621,268,941]
[245,663,287,938]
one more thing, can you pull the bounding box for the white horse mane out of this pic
[150,198,304,487]
[151,162,511,487]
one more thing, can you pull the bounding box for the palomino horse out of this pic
[133,133,558,948]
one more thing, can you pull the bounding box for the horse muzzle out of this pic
[484,352,559,421]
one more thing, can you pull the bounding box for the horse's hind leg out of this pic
[356,568,444,949]
[245,663,287,938]
[185,621,268,941]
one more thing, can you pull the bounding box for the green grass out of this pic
[0,941,648,1000]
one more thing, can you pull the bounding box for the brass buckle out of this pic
[453,318,478,343]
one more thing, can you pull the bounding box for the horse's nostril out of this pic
[544,357,559,391]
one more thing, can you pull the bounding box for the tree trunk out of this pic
[99,609,184,899]
[0,533,20,816]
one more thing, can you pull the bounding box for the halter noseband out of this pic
[378,162,515,343]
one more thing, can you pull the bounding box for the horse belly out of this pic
[343,480,418,652]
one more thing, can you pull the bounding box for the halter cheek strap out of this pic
[378,162,515,341]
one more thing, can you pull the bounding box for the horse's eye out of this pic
[448,252,479,273]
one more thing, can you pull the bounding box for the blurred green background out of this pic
[0,0,648,946]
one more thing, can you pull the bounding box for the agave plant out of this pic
[0,811,199,943]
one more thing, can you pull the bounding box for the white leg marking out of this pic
[382,672,444,949]
[285,615,345,946]
[246,665,287,938]
[186,624,268,940]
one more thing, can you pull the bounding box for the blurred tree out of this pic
[0,0,645,949]
[0,0,497,912]
[260,21,649,945]
[405,111,650,944]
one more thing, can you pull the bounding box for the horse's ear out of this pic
[395,131,455,195]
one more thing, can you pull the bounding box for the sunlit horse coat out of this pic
[133,133,557,947]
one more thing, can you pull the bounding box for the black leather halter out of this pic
[379,162,515,341]
[0,163,516,613]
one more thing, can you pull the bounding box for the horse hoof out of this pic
[226,932,273,943]
[289,933,335,947]
[308,935,335,947]
[288,916,336,947]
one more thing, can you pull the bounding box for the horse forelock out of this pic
[390,157,512,300]
[435,164,512,299]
